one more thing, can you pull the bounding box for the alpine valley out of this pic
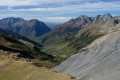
[1,13,120,80]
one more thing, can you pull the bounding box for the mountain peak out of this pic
[99,13,113,20]
[104,13,112,16]
[78,15,89,19]
[30,19,39,21]
[29,19,40,23]
[102,13,112,17]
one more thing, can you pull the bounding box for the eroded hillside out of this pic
[53,30,120,80]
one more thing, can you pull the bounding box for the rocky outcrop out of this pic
[99,13,113,21]
[53,30,120,80]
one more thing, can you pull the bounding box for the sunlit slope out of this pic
[0,53,76,80]
[53,31,120,80]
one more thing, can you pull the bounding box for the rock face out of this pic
[0,17,51,39]
[53,30,120,80]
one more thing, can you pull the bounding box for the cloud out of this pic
[1,1,120,15]
[45,17,72,20]
[0,13,19,19]
[0,0,97,7]
[0,0,31,6]
[12,8,54,11]
[5,1,120,13]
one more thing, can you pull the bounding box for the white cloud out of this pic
[45,17,72,20]
[0,0,96,7]
[0,0,120,13]
[12,8,54,11]
[0,0,32,6]
[0,13,19,18]
[5,1,120,13]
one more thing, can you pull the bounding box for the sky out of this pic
[0,0,120,22]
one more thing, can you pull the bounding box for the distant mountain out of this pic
[0,17,51,39]
[0,17,24,30]
[63,13,112,30]
[45,22,63,30]
[13,19,51,39]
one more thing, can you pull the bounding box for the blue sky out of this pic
[0,0,120,22]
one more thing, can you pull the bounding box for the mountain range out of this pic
[38,13,113,44]
[37,13,113,63]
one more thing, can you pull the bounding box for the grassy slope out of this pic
[0,62,76,80]
[0,53,76,80]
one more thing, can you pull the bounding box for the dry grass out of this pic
[0,53,76,80]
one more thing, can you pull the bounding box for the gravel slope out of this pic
[53,31,120,80]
